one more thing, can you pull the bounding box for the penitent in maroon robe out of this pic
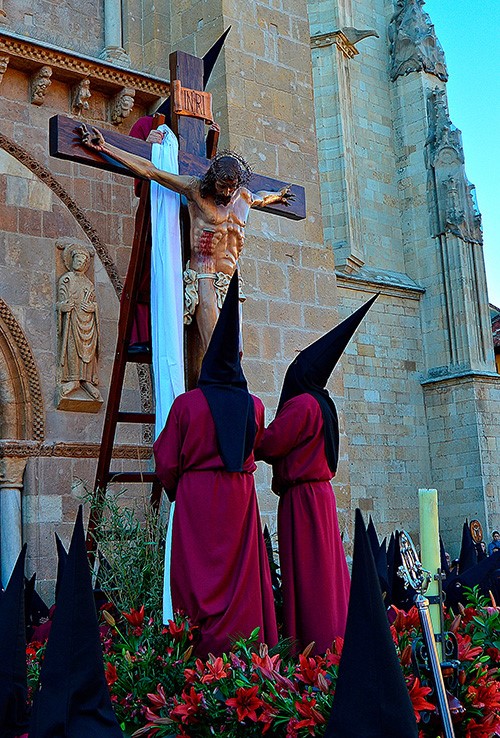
[153,388,278,658]
[255,392,350,655]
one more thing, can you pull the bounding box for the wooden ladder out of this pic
[86,174,161,554]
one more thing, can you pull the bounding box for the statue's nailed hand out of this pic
[279,185,295,206]
[79,123,105,151]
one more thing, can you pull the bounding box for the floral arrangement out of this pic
[26,586,500,738]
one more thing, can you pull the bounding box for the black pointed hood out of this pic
[325,510,418,738]
[458,521,477,574]
[55,532,68,601]
[25,572,50,638]
[157,27,231,117]
[29,507,123,738]
[439,535,451,579]
[277,294,378,473]
[197,271,255,472]
[0,545,29,738]
[444,550,500,612]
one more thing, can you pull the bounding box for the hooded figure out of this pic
[28,507,123,738]
[325,510,418,738]
[153,272,277,657]
[0,545,29,738]
[256,295,377,653]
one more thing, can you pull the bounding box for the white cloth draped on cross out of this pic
[150,125,185,622]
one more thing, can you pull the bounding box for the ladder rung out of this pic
[107,471,157,483]
[117,412,155,423]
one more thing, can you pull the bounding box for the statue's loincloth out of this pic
[183,261,245,325]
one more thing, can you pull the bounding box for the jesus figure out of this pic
[79,124,294,355]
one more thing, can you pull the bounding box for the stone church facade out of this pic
[0,0,499,598]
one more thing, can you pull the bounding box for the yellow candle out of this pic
[418,488,442,660]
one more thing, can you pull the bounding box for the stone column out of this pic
[0,457,27,585]
[101,0,130,66]
[310,31,365,273]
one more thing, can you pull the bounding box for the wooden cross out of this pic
[49,52,306,219]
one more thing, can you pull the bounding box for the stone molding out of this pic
[0,29,169,103]
[0,440,153,459]
[421,370,500,388]
[0,298,45,441]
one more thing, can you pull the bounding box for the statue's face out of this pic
[213,176,238,206]
[72,250,88,271]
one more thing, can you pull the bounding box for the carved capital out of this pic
[110,86,135,125]
[0,457,28,489]
[100,45,130,68]
[71,77,91,116]
[0,54,9,83]
[30,65,52,105]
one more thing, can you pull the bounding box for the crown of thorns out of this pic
[208,150,253,186]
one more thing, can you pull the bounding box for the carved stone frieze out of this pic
[0,441,153,458]
[30,65,52,105]
[0,53,9,83]
[426,89,481,244]
[389,0,448,82]
[71,78,91,116]
[0,30,170,100]
[110,87,135,125]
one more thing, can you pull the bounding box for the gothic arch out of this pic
[0,298,45,441]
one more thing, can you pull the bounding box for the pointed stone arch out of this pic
[0,298,45,442]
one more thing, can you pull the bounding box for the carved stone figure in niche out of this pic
[389,0,448,82]
[31,65,52,105]
[72,78,91,116]
[426,89,482,244]
[56,239,103,411]
[110,87,135,125]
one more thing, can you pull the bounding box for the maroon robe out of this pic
[153,388,278,657]
[255,392,350,654]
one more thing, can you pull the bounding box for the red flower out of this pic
[201,656,229,683]
[105,661,118,687]
[251,646,281,679]
[324,636,344,667]
[170,687,204,725]
[163,618,187,641]
[295,654,326,686]
[465,714,500,738]
[226,685,264,722]
[456,633,483,662]
[147,684,167,710]
[123,605,145,627]
[407,676,435,722]
[293,695,326,734]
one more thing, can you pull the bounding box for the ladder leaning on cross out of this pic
[49,48,306,556]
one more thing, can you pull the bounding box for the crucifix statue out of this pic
[50,49,305,384]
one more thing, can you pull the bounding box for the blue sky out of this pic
[425,0,500,306]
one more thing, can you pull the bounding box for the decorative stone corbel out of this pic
[72,78,91,116]
[311,27,378,58]
[0,54,9,84]
[110,87,135,125]
[0,0,7,24]
[30,65,52,105]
